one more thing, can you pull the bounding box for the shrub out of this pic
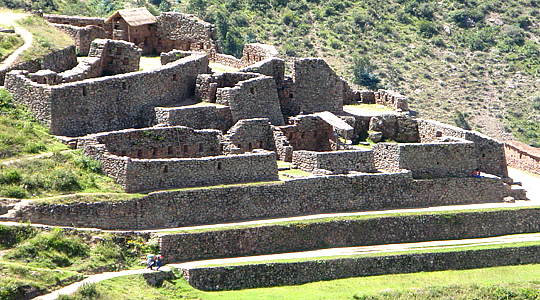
[449,9,485,27]
[1,186,27,198]
[454,110,472,130]
[417,20,439,38]
[0,169,21,184]
[0,224,38,249]
[72,152,101,174]
[352,56,381,90]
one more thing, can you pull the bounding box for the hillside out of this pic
[8,0,540,145]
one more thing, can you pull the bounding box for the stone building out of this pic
[105,7,158,55]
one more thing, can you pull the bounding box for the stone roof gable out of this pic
[105,7,157,26]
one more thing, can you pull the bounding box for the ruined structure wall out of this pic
[82,126,222,159]
[0,45,77,85]
[156,12,218,54]
[223,118,277,154]
[217,77,285,126]
[292,150,376,174]
[184,245,540,291]
[162,207,540,262]
[195,72,260,103]
[373,141,477,178]
[291,58,344,114]
[44,14,106,28]
[375,90,409,111]
[505,141,540,175]
[7,54,210,137]
[155,105,233,132]
[4,71,52,124]
[160,50,193,65]
[279,116,336,152]
[417,119,508,177]
[52,24,108,56]
[239,58,285,83]
[12,173,504,229]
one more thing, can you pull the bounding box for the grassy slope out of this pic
[70,262,540,300]
[16,15,73,62]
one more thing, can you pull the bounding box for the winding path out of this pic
[0,11,32,70]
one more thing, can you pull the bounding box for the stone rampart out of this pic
[195,72,260,103]
[292,150,376,174]
[505,140,540,175]
[211,43,279,69]
[217,76,285,126]
[0,45,77,85]
[373,141,477,178]
[11,172,503,229]
[162,207,540,262]
[239,58,285,83]
[155,105,233,132]
[182,245,540,291]
[160,50,193,65]
[417,119,508,178]
[5,53,210,137]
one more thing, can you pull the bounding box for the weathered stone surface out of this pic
[183,245,540,291]
[293,150,376,174]
[369,131,382,142]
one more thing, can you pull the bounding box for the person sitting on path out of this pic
[155,252,164,271]
[146,253,156,270]
[472,168,482,178]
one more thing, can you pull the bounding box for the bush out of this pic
[6,229,90,267]
[454,110,472,130]
[1,186,27,198]
[0,224,38,249]
[449,9,485,27]
[0,169,21,184]
[417,20,439,38]
[352,57,381,90]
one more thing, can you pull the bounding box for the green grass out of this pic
[344,104,394,114]
[278,168,312,178]
[0,150,124,199]
[90,264,540,300]
[0,89,67,159]
[15,15,73,62]
[0,32,23,61]
[0,226,159,300]
[209,63,239,73]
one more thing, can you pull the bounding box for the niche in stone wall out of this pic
[217,162,222,170]
[82,86,87,96]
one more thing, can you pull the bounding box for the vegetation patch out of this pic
[16,15,73,62]
[0,32,23,61]
[0,226,159,300]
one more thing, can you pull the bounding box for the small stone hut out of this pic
[105,7,158,54]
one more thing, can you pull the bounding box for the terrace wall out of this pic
[183,245,540,290]
[162,207,540,262]
[11,173,503,229]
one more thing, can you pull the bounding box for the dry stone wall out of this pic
[81,126,222,159]
[5,53,210,137]
[162,207,540,262]
[504,140,540,175]
[195,72,260,103]
[375,90,409,111]
[183,245,540,291]
[292,150,376,174]
[52,24,108,56]
[279,115,336,152]
[216,76,285,126]
[373,141,477,178]
[11,173,503,229]
[222,118,277,153]
[291,58,345,114]
[155,105,233,132]
[0,45,77,85]
[417,119,508,177]
[156,12,218,54]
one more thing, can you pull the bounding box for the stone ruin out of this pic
[0,6,524,200]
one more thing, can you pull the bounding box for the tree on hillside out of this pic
[352,56,381,90]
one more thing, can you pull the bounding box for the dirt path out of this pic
[33,268,158,300]
[0,11,32,69]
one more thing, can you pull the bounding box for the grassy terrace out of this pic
[157,205,540,235]
[65,243,540,300]
[15,15,72,62]
[0,31,23,62]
